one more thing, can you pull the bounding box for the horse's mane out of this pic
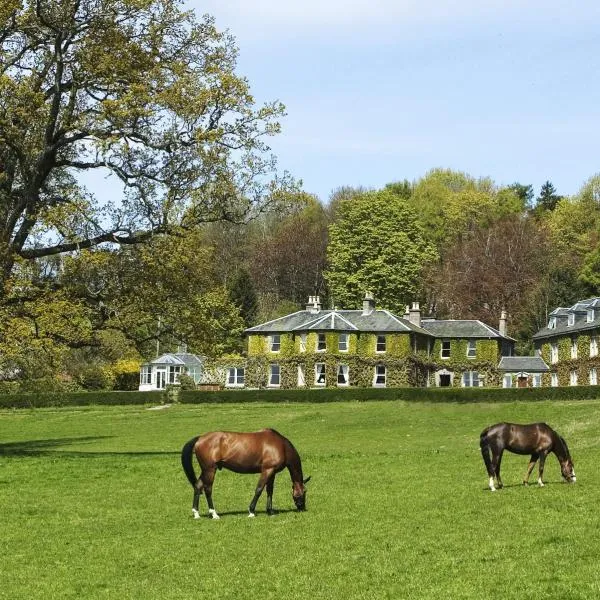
[559,435,571,459]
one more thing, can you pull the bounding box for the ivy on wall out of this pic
[539,330,600,387]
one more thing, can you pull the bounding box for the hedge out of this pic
[0,390,165,409]
[180,385,600,404]
[1,386,599,409]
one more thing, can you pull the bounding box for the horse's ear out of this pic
[303,476,311,485]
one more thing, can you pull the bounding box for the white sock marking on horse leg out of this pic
[208,508,220,519]
[192,508,200,519]
[538,477,544,487]
[489,477,496,491]
[572,469,576,482]
[248,512,255,518]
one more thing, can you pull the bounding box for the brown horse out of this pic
[480,422,576,491]
[181,428,311,519]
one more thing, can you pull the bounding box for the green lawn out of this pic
[2,399,600,600]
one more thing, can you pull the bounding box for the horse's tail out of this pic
[480,428,494,477]
[181,436,201,487]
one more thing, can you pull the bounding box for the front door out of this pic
[517,376,528,388]
[439,374,451,387]
[156,369,166,389]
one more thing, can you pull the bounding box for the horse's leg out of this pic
[202,468,220,519]
[523,453,539,485]
[248,468,275,518]
[265,473,276,516]
[537,452,548,487]
[489,447,501,491]
[495,450,504,489]
[192,475,205,519]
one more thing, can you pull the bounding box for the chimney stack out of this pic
[499,309,507,337]
[362,292,376,315]
[306,295,322,314]
[408,302,421,327]
[403,305,410,320]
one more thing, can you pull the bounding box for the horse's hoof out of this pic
[192,509,200,519]
[248,513,255,518]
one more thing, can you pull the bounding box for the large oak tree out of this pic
[0,0,291,289]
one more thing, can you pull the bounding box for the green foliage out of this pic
[326,190,438,312]
[0,390,162,408]
[0,0,292,285]
[228,269,258,328]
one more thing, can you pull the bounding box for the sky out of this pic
[189,0,600,203]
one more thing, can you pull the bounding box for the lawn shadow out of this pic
[191,508,299,518]
[0,437,178,457]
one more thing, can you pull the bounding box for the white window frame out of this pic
[338,333,349,352]
[299,333,307,353]
[466,340,477,359]
[270,334,281,353]
[551,373,559,387]
[315,363,326,386]
[317,333,327,352]
[268,364,280,387]
[168,365,182,384]
[297,364,305,387]
[503,374,512,388]
[570,370,578,386]
[441,340,451,359]
[571,338,578,360]
[590,368,597,385]
[548,317,556,329]
[226,367,245,387]
[532,374,541,388]
[568,313,575,326]
[462,371,480,387]
[140,365,151,385]
[587,309,595,323]
[550,343,558,364]
[591,336,598,358]
[337,364,349,386]
[373,365,386,387]
[376,335,386,353]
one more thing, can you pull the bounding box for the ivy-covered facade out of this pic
[533,298,600,388]
[235,295,516,390]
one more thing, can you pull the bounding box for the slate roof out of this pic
[498,356,549,373]
[420,319,515,341]
[149,353,204,367]
[244,309,434,336]
[532,297,600,340]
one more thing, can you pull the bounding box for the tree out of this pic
[507,183,534,208]
[427,214,551,351]
[325,190,437,313]
[536,181,562,212]
[0,0,292,289]
[248,193,329,318]
[228,268,258,328]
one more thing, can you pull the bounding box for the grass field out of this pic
[2,399,600,600]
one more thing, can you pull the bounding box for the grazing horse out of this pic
[181,428,311,519]
[480,422,576,491]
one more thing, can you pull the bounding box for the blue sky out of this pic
[193,0,600,203]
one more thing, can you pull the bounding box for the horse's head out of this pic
[560,458,576,483]
[292,476,311,511]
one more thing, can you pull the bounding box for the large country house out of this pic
[237,294,517,389]
[533,297,600,387]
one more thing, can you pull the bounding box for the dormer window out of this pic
[548,317,556,329]
[568,313,575,326]
[270,334,281,352]
[587,309,595,323]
